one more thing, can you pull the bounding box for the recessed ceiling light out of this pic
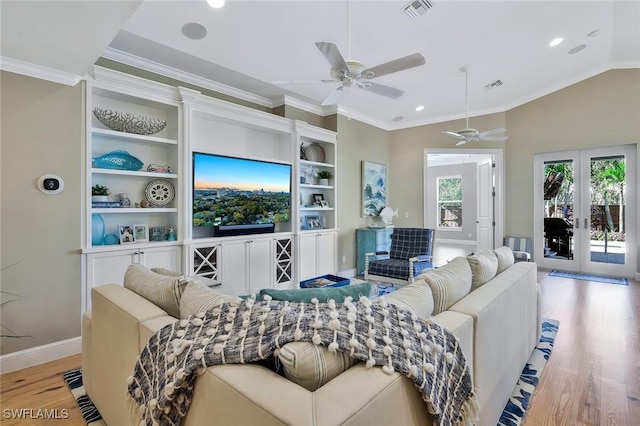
[568,44,587,55]
[182,22,207,40]
[392,116,404,122]
[549,37,564,47]
[207,0,225,8]
[415,105,425,112]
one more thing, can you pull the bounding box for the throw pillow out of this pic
[278,342,358,391]
[151,267,220,288]
[467,249,499,291]
[179,280,242,319]
[382,279,434,319]
[493,246,515,274]
[418,257,472,315]
[124,264,188,318]
[150,267,183,277]
[258,281,373,303]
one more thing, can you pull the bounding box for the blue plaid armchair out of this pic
[364,228,435,286]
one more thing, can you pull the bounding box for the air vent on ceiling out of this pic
[403,0,434,19]
[484,80,503,90]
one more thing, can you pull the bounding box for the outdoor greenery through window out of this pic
[437,176,462,228]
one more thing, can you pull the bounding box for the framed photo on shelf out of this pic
[319,200,329,208]
[305,215,322,230]
[150,226,166,242]
[133,224,149,242]
[118,225,135,244]
[312,193,324,205]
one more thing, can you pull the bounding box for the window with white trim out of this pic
[437,176,462,228]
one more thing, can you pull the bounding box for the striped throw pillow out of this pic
[179,279,242,319]
[418,257,472,315]
[382,279,434,319]
[467,249,499,290]
[278,342,358,391]
[124,265,188,318]
[493,246,515,274]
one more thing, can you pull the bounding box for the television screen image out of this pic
[193,152,291,236]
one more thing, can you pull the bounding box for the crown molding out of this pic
[102,47,273,108]
[272,95,325,116]
[333,105,392,131]
[89,66,182,105]
[0,56,82,86]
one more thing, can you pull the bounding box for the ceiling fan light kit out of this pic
[443,66,508,145]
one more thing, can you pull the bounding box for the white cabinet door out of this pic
[221,240,249,296]
[247,239,272,294]
[298,234,318,281]
[142,246,182,271]
[316,232,336,277]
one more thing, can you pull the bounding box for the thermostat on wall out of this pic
[37,174,64,195]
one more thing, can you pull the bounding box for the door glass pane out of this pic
[543,160,574,260]
[589,156,626,265]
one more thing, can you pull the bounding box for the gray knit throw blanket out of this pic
[127,295,479,426]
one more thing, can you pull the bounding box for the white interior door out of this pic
[534,145,637,278]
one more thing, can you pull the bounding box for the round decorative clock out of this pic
[144,179,175,206]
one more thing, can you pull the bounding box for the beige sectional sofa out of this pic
[82,247,540,425]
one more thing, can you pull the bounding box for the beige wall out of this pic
[1,71,83,355]
[504,69,640,242]
[335,116,390,272]
[389,113,507,228]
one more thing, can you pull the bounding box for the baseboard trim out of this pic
[0,337,81,374]
[337,268,357,278]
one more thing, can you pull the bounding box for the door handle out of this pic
[574,218,579,229]
[584,218,588,229]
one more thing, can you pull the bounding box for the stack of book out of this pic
[92,201,122,208]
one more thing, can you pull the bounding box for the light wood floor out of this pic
[1,270,638,425]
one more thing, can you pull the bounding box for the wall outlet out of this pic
[468,233,472,237]
[342,255,346,264]
[404,211,409,218]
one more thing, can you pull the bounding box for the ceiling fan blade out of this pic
[479,127,507,137]
[481,136,509,142]
[359,82,404,99]
[272,79,337,85]
[315,42,349,72]
[321,85,347,106]
[456,139,470,146]
[443,131,464,138]
[362,53,425,79]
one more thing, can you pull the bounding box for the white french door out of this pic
[534,145,637,278]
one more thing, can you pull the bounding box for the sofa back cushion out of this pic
[467,249,499,291]
[493,246,515,274]
[418,257,472,315]
[278,342,358,391]
[179,280,242,318]
[124,265,188,318]
[382,279,434,319]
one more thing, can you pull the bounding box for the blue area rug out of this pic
[549,269,628,285]
[62,369,105,425]
[498,318,559,426]
[67,319,559,426]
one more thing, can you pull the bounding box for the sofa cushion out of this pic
[418,257,472,315]
[179,280,242,318]
[258,281,373,303]
[381,279,434,319]
[278,342,358,391]
[493,246,515,274]
[467,249,499,291]
[124,264,188,318]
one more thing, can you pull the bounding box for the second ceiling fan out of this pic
[276,0,425,106]
[444,66,508,145]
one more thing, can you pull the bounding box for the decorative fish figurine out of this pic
[92,150,143,171]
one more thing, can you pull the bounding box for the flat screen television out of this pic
[192,152,292,238]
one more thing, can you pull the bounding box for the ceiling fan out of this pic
[444,66,508,145]
[274,1,425,106]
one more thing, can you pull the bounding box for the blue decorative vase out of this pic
[103,233,119,245]
[91,214,105,246]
